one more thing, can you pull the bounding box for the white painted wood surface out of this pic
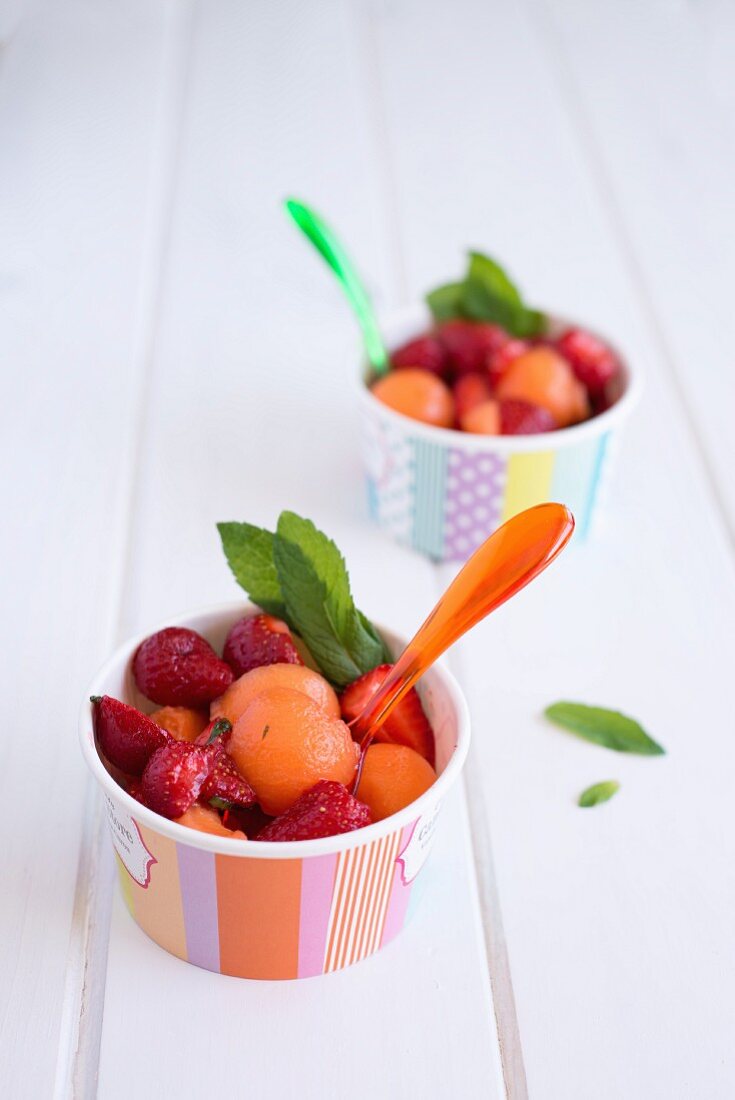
[1,1,733,1097]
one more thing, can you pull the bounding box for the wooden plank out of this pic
[539,0,735,536]
[96,2,504,1096]
[0,2,179,1096]
[372,0,735,1095]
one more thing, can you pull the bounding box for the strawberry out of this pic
[126,778,147,805]
[499,398,555,435]
[339,664,435,765]
[199,719,256,810]
[486,338,529,387]
[223,804,274,836]
[91,695,169,776]
[257,780,371,842]
[223,614,303,678]
[391,335,447,376]
[453,374,493,424]
[141,740,210,819]
[437,320,508,376]
[133,627,233,707]
[555,328,619,395]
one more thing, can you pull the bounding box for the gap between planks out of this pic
[52,3,197,1096]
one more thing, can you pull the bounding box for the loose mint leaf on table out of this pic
[544,702,665,756]
[578,780,620,808]
[217,522,287,619]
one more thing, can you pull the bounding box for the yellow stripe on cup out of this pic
[131,826,187,962]
[500,451,555,522]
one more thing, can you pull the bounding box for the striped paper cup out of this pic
[80,602,470,980]
[359,307,640,560]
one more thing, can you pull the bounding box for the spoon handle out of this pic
[351,503,575,747]
[285,198,389,376]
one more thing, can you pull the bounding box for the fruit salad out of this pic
[92,513,437,843]
[370,251,623,435]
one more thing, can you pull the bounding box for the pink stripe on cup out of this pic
[297,853,338,977]
[177,844,220,973]
[380,824,415,948]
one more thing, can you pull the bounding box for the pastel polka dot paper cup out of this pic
[359,307,640,560]
[80,602,470,980]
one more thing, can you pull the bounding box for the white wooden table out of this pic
[2,2,734,1097]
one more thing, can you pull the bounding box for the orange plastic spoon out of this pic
[350,503,574,784]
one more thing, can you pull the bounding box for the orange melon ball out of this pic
[371,369,454,428]
[151,706,209,742]
[461,398,501,435]
[211,664,340,726]
[357,743,436,822]
[495,347,590,427]
[175,804,245,839]
[229,687,359,816]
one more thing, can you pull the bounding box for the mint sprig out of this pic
[217,513,390,688]
[545,703,665,756]
[578,780,620,808]
[426,250,545,337]
[217,522,286,619]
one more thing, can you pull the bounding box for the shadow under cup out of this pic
[359,308,640,561]
[80,603,470,980]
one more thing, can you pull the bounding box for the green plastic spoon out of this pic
[284,198,389,377]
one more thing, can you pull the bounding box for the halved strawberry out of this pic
[257,780,371,842]
[199,720,256,810]
[141,740,210,819]
[339,664,435,765]
[91,695,169,776]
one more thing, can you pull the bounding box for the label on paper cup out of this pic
[398,801,442,885]
[104,795,156,887]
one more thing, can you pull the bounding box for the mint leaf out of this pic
[273,512,387,688]
[545,703,665,756]
[217,522,287,619]
[467,251,524,307]
[425,282,465,321]
[425,252,545,337]
[461,276,519,331]
[578,780,620,808]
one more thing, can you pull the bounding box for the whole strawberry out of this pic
[133,627,233,707]
[199,719,256,810]
[223,614,303,678]
[499,398,555,435]
[391,335,448,377]
[141,740,210,819]
[555,328,619,395]
[91,695,169,776]
[339,664,435,765]
[257,780,372,842]
[437,320,508,376]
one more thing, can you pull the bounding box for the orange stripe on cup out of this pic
[215,854,302,979]
[132,826,187,962]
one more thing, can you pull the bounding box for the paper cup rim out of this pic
[80,600,471,860]
[357,304,642,453]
